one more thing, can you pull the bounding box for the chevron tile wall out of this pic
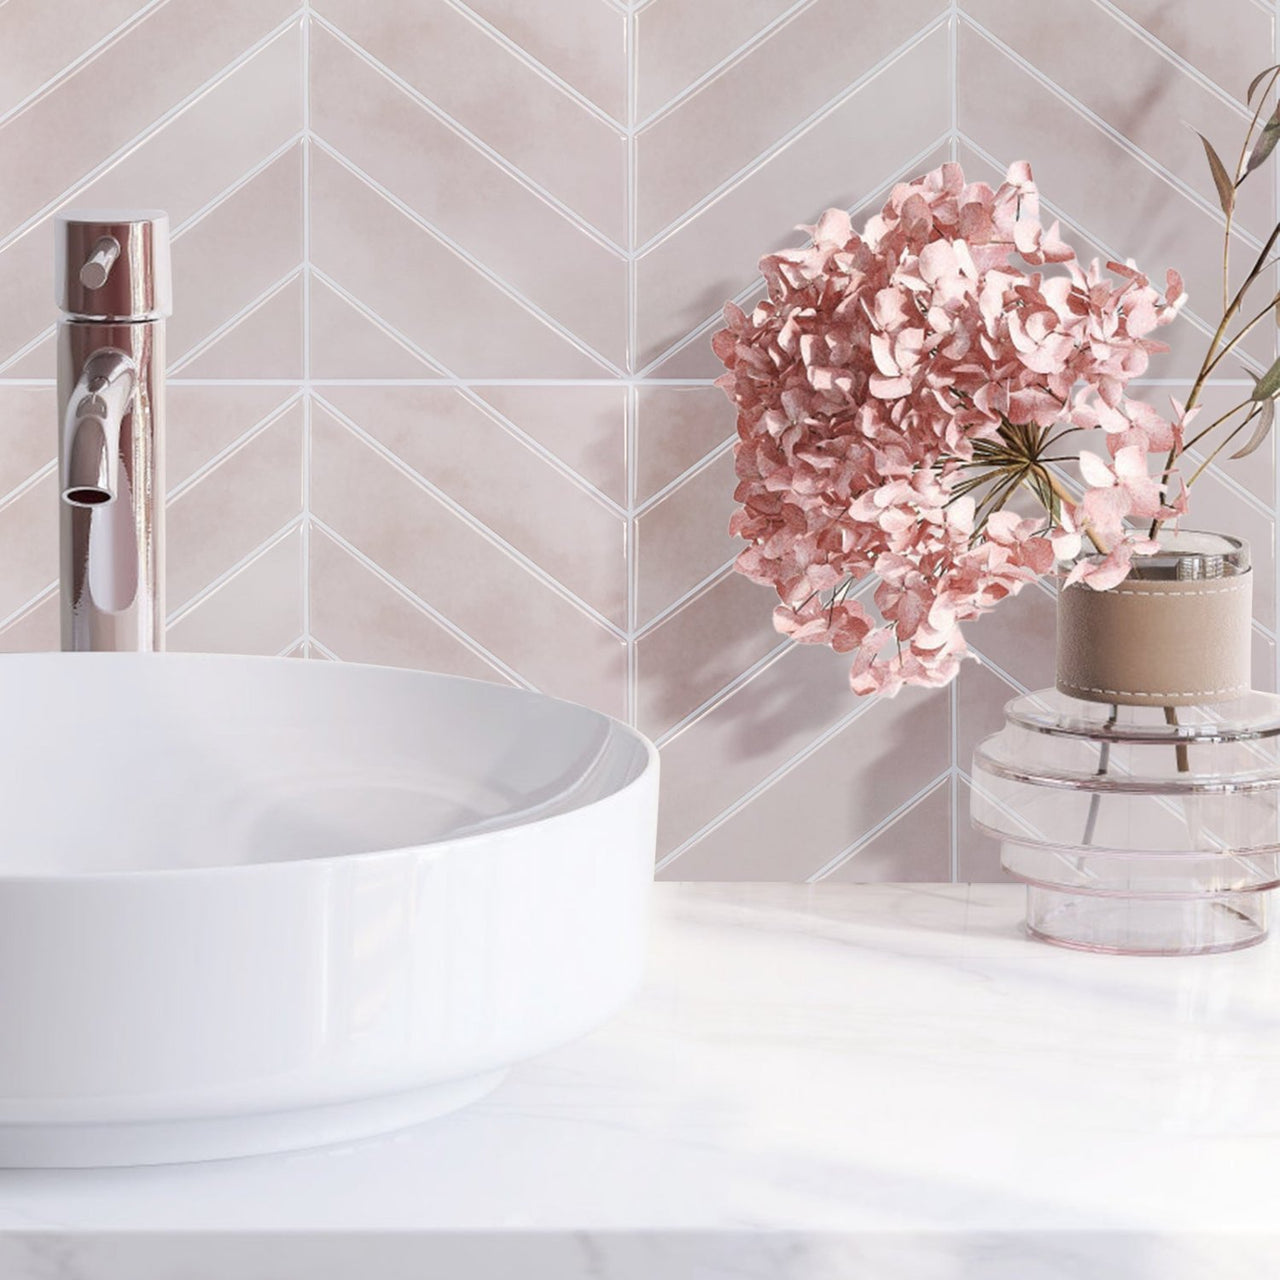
[0,1,1276,880]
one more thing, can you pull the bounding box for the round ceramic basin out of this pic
[0,653,658,1167]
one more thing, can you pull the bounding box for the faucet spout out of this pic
[61,347,135,508]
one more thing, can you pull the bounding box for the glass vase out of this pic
[971,532,1280,955]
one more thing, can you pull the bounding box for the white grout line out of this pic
[634,14,950,259]
[311,137,626,378]
[166,392,303,502]
[310,519,534,687]
[302,5,313,652]
[634,131,951,378]
[0,130,306,379]
[624,4,639,725]
[171,131,305,237]
[444,0,626,131]
[309,11,628,259]
[0,459,55,516]
[653,637,791,748]
[311,391,629,640]
[165,518,304,627]
[633,557,737,642]
[309,636,340,660]
[632,0,817,133]
[167,268,304,374]
[308,266,628,516]
[948,0,958,166]
[962,13,1265,248]
[656,690,881,873]
[0,13,306,258]
[807,774,952,882]
[0,582,57,635]
[633,436,733,519]
[1088,0,1256,112]
[0,0,173,130]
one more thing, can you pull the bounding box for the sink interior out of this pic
[0,654,649,875]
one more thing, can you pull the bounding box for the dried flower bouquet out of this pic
[715,69,1280,696]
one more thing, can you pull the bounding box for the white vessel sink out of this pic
[0,653,657,1167]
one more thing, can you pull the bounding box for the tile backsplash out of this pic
[1,1,1276,879]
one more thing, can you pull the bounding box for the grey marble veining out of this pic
[2,883,1280,1278]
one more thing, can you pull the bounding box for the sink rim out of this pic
[0,651,658,885]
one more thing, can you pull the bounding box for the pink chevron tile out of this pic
[311,0,626,242]
[1109,0,1272,100]
[0,592,57,653]
[636,0,947,241]
[636,0,799,121]
[660,683,950,879]
[962,0,1273,238]
[309,147,608,377]
[963,586,1057,693]
[177,275,304,380]
[316,386,628,626]
[0,385,55,495]
[310,525,518,683]
[460,0,627,122]
[166,386,299,490]
[954,659,1021,787]
[636,385,734,502]
[310,26,627,367]
[1178,467,1275,629]
[0,473,57,620]
[309,277,440,379]
[818,778,953,882]
[0,0,158,118]
[0,0,299,237]
[472,385,628,506]
[0,21,304,374]
[636,450,738,624]
[651,623,890,856]
[166,399,304,609]
[167,527,302,655]
[167,146,304,365]
[635,39,950,366]
[635,567,784,740]
[310,404,626,717]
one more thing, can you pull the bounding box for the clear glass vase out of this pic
[971,532,1280,955]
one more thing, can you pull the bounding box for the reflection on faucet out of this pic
[56,212,170,653]
[61,347,135,508]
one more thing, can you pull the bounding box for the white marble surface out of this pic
[3,882,1280,1278]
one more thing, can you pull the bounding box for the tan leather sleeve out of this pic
[1055,571,1252,706]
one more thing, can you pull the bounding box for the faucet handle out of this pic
[79,236,121,290]
[55,211,171,320]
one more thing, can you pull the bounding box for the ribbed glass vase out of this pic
[971,532,1280,955]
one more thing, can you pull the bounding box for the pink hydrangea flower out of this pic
[714,160,1184,695]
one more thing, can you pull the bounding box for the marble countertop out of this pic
[3,882,1280,1279]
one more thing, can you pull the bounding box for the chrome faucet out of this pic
[56,212,170,652]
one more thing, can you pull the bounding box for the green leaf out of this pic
[1197,132,1236,216]
[1232,398,1275,459]
[1253,355,1280,401]
[1248,64,1280,104]
[1245,103,1280,179]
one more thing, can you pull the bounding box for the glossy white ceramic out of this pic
[0,654,657,1168]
